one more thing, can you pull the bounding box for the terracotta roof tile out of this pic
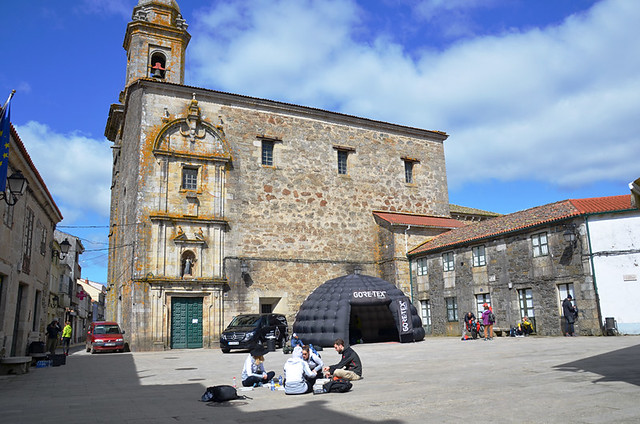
[409,195,634,255]
[373,211,467,229]
[569,195,632,214]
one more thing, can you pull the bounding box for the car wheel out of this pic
[221,348,230,353]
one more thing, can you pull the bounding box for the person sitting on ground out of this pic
[302,344,323,386]
[291,333,304,348]
[322,338,362,381]
[283,346,317,395]
[241,346,275,387]
[519,316,534,336]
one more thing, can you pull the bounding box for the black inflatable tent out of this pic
[292,273,425,347]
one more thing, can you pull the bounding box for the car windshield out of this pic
[95,325,121,335]
[228,315,261,327]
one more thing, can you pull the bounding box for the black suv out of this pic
[220,314,288,353]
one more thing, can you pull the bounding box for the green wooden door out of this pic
[171,297,203,349]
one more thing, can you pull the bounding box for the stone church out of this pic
[105,0,454,351]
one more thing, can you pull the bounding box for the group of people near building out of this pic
[463,294,579,340]
[45,319,73,356]
[240,337,362,395]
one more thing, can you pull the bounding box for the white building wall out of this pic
[587,212,640,334]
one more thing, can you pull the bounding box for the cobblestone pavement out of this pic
[1,335,639,423]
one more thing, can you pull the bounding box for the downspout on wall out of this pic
[584,216,604,335]
[405,225,414,303]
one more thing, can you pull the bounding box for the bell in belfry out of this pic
[151,62,165,78]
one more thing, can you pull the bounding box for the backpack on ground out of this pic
[200,385,241,402]
[323,378,353,393]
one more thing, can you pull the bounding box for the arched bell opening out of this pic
[181,250,196,277]
[150,52,167,79]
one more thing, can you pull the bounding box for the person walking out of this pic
[46,319,62,355]
[61,321,72,356]
[562,294,577,336]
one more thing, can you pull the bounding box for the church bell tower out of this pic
[123,0,190,86]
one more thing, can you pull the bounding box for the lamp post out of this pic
[563,225,577,248]
[53,238,72,260]
[0,170,27,206]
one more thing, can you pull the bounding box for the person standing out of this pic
[562,294,577,336]
[61,321,72,356]
[241,346,276,387]
[481,304,495,341]
[283,346,317,395]
[46,319,62,355]
[322,338,362,381]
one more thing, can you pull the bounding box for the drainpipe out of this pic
[405,225,414,303]
[408,256,414,304]
[584,216,604,334]
[404,225,412,255]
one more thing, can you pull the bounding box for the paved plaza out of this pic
[1,335,639,423]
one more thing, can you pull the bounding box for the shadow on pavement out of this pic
[554,342,640,386]
[0,349,400,423]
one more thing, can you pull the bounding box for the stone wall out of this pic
[107,81,450,350]
[414,221,601,336]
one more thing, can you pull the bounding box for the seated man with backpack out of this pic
[519,316,534,336]
[322,338,362,381]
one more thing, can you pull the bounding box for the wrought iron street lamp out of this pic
[52,238,72,260]
[0,170,27,205]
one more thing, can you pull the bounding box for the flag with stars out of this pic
[0,93,13,193]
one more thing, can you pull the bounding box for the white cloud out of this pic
[188,0,640,190]
[76,0,131,19]
[15,122,112,222]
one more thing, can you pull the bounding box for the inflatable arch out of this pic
[292,274,425,347]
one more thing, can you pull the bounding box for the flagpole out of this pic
[1,90,16,114]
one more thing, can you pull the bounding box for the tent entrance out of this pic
[349,304,398,344]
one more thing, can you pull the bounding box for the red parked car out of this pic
[86,321,126,354]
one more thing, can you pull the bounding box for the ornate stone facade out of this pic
[105,0,451,351]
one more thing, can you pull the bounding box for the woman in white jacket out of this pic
[283,346,317,394]
[241,346,275,387]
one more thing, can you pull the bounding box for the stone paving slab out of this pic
[1,336,639,423]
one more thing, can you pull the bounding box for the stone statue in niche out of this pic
[182,257,196,277]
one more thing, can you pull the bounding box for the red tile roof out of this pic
[409,195,634,255]
[373,211,467,229]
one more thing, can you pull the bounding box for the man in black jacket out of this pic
[323,338,362,381]
[562,294,577,336]
[46,319,62,355]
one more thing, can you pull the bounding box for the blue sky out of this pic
[2,0,638,285]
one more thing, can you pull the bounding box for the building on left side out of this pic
[0,124,63,357]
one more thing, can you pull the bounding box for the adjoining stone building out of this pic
[408,194,639,337]
[104,0,452,351]
[0,125,63,357]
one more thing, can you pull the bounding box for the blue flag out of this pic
[0,97,11,193]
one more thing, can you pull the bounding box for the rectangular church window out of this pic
[182,167,198,190]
